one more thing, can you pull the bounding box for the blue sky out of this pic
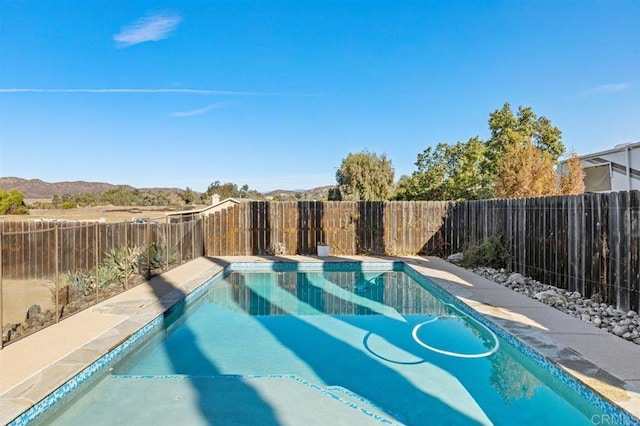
[1,1,638,192]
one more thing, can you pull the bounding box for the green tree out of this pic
[396,137,490,200]
[399,103,572,200]
[486,102,564,179]
[487,103,573,198]
[61,200,78,209]
[0,189,29,214]
[332,151,395,201]
[203,180,265,201]
[181,187,197,205]
[103,186,138,206]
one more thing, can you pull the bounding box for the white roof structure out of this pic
[559,141,639,192]
[165,195,242,221]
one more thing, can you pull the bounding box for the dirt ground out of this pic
[0,205,204,224]
[2,279,54,325]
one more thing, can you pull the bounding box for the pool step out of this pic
[325,385,406,424]
[46,374,404,425]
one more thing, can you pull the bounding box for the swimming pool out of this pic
[16,262,638,425]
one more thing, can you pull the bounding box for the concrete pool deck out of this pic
[1,255,639,424]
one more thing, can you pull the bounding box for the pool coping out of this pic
[1,255,639,424]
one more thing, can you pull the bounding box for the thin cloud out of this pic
[114,12,182,48]
[587,82,632,94]
[169,102,225,117]
[0,88,313,96]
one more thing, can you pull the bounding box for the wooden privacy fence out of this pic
[0,219,205,280]
[204,201,450,257]
[446,191,639,313]
[1,218,205,347]
[206,193,639,311]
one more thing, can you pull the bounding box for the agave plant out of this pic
[138,242,178,275]
[52,270,95,304]
[100,246,142,287]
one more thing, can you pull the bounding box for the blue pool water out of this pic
[30,263,632,425]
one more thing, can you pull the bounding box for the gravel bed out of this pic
[449,256,640,345]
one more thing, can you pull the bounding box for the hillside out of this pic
[264,185,335,200]
[0,177,186,199]
[0,177,333,200]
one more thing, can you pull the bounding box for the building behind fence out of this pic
[1,190,638,347]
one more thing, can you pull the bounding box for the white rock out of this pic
[507,273,525,285]
[534,290,568,307]
[612,325,627,337]
[447,253,464,264]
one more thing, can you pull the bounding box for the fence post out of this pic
[191,218,195,261]
[0,231,3,349]
[203,216,207,257]
[95,222,99,304]
[55,223,59,323]
[124,221,128,289]
[146,220,151,278]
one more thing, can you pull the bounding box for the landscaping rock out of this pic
[611,325,626,337]
[507,273,525,285]
[468,265,639,346]
[534,290,568,307]
[447,253,464,264]
[26,304,41,320]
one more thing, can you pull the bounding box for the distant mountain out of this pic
[264,185,335,200]
[264,189,298,197]
[0,177,183,199]
[0,177,335,201]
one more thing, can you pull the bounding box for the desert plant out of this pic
[52,270,95,304]
[460,234,512,270]
[61,200,77,209]
[139,242,178,274]
[100,246,142,288]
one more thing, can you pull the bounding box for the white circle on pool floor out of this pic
[362,331,426,365]
[411,316,499,359]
